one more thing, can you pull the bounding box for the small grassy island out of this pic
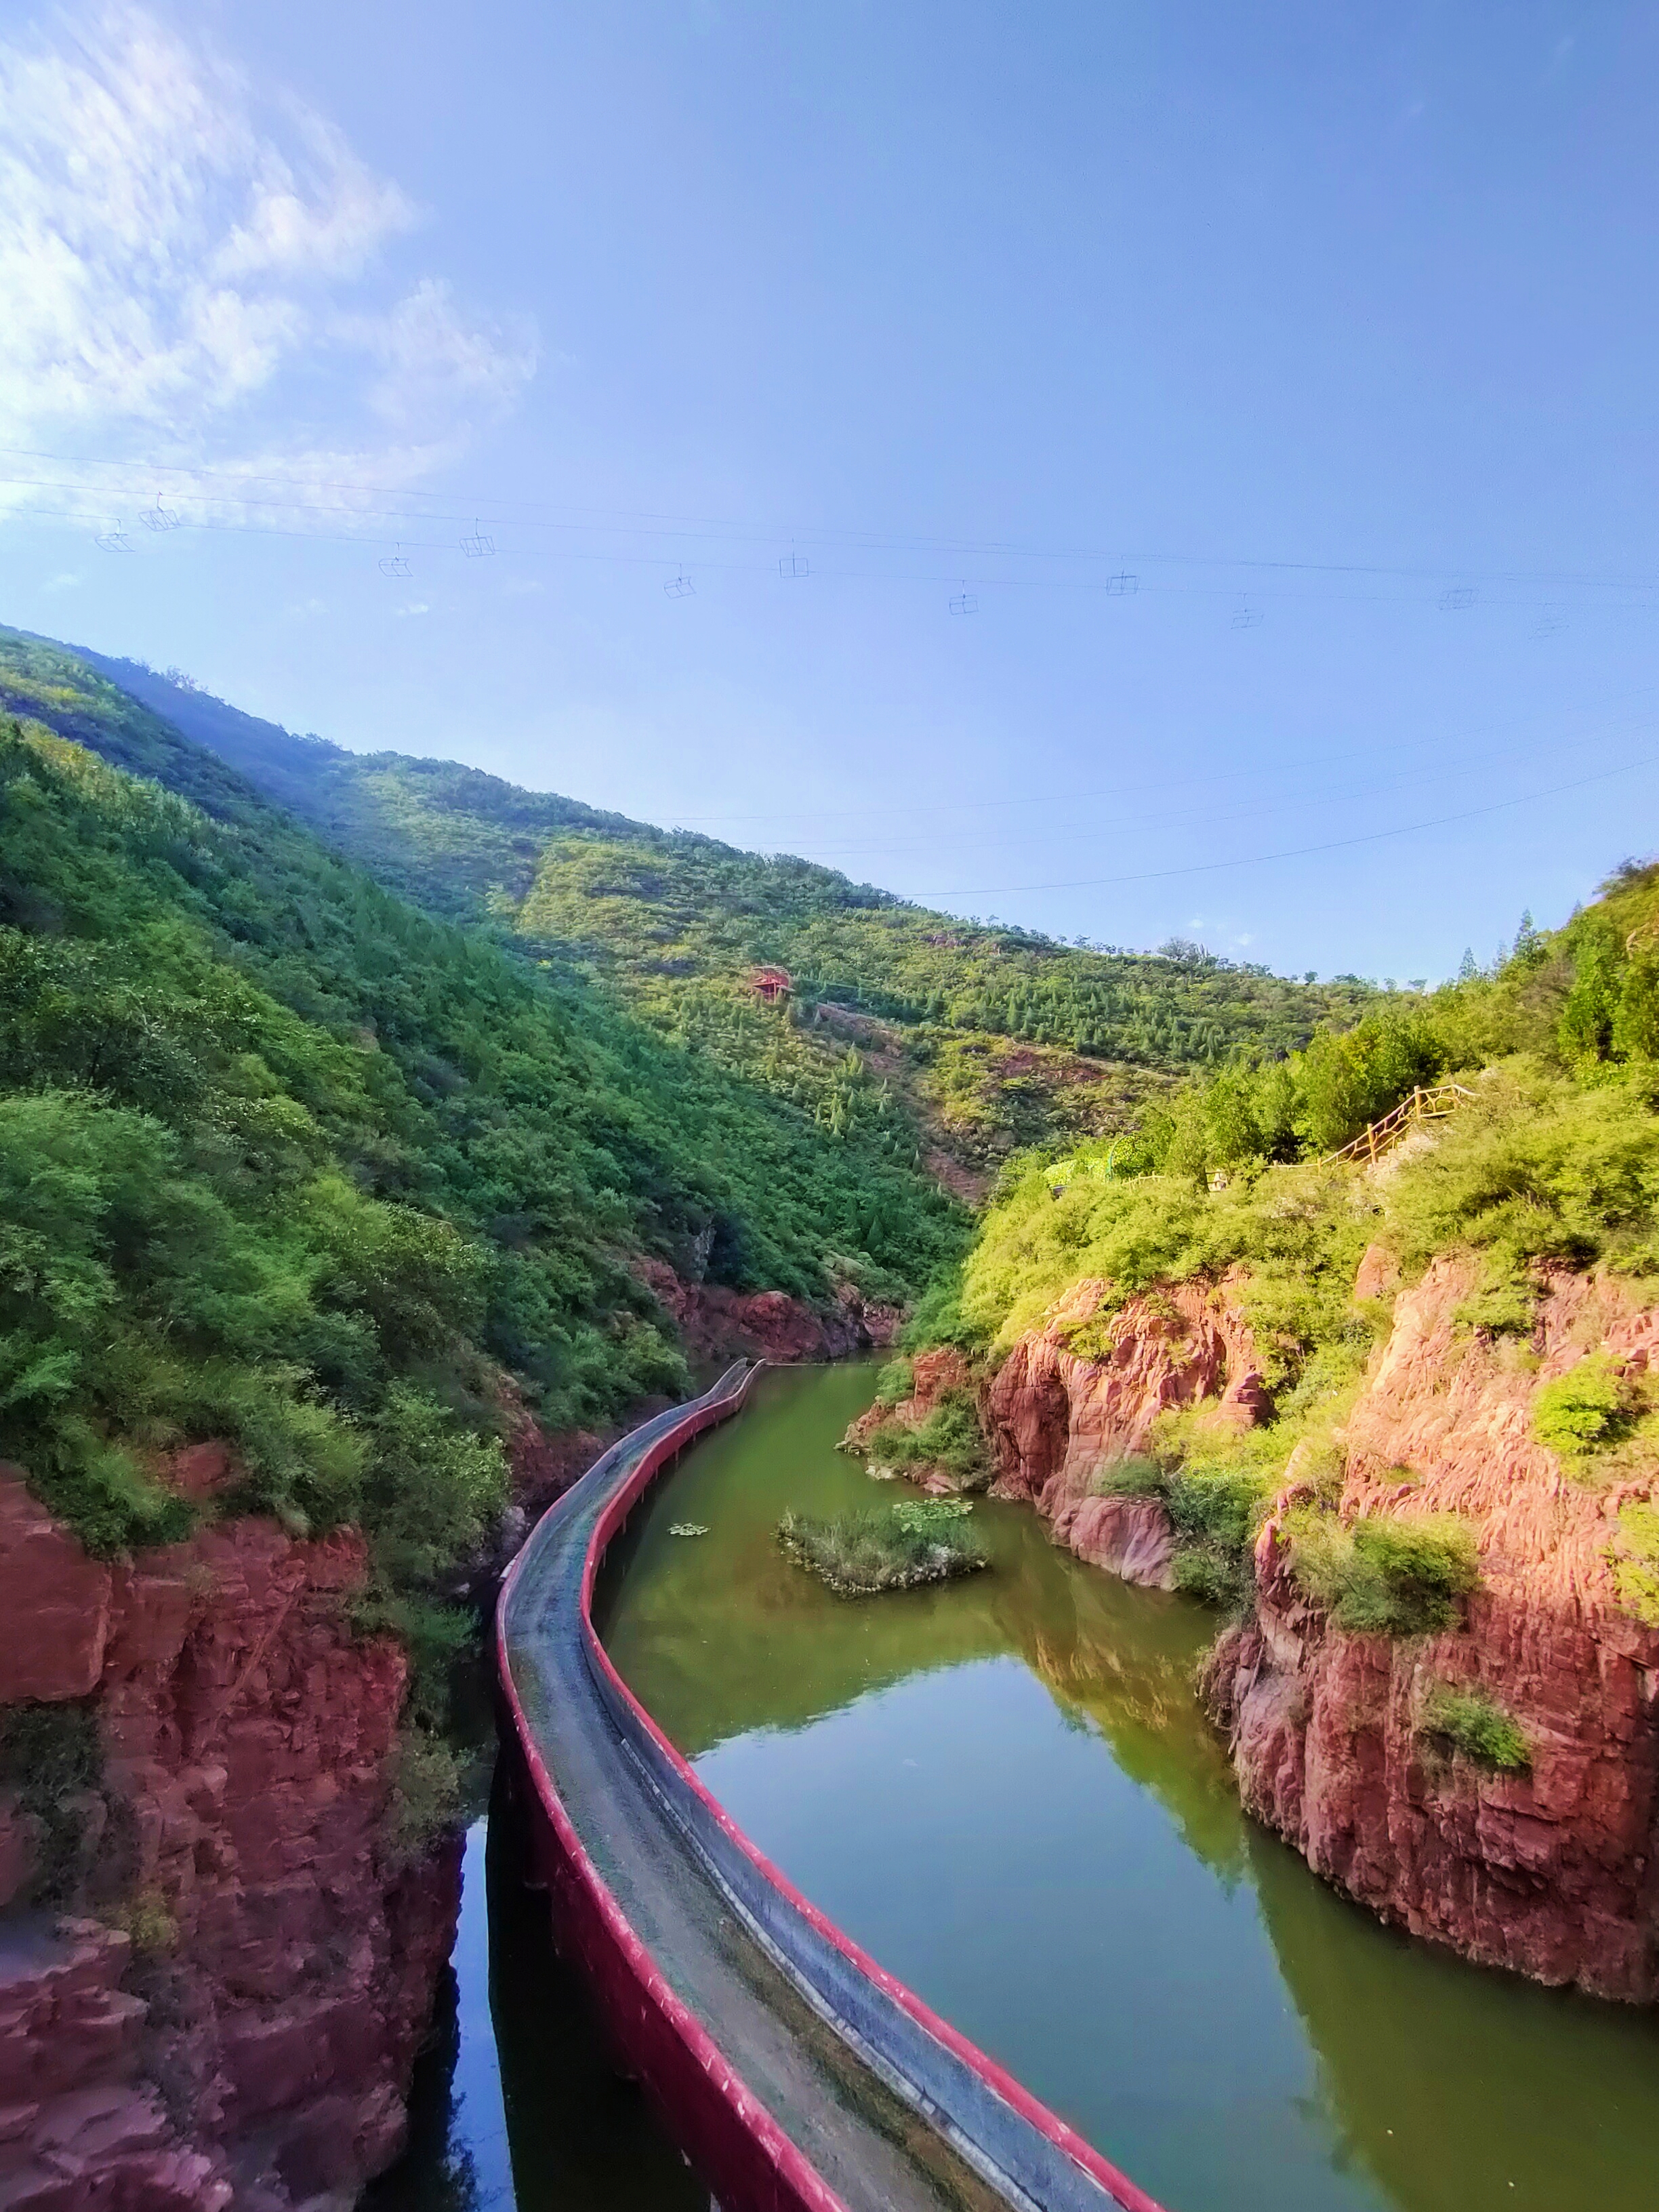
[778,1498,989,1596]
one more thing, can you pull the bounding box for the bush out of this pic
[0,1702,103,1903]
[104,1887,180,1955]
[1532,1355,1635,1460]
[1166,1465,1272,1607]
[874,1357,914,1408]
[1420,1684,1530,1771]
[861,1391,989,1487]
[1287,1509,1480,1635]
[777,1504,988,1595]
[1092,1455,1167,1498]
[1610,1500,1659,1624]
[386,1729,465,1867]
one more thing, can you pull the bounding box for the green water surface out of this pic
[598,1361,1659,2212]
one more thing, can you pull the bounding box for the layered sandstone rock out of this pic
[0,1473,459,2207]
[971,1277,1267,1583]
[880,1252,1659,1995]
[1206,1256,1659,1999]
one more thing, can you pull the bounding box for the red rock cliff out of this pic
[0,1472,459,2209]
[983,1277,1267,1587]
[1206,1255,1659,2000]
[898,1254,1659,1997]
[636,1256,901,1366]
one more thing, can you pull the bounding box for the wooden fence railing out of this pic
[1324,1082,1476,1166]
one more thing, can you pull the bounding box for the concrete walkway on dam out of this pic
[497,1369,1158,2212]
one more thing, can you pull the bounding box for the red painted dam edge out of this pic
[496,1367,1167,2212]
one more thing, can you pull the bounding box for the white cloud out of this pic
[41,571,81,590]
[394,601,430,618]
[0,3,537,526]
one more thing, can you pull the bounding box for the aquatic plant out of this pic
[777,1506,987,1597]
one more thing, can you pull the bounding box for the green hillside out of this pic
[0,660,964,1580]
[45,635,1379,1176]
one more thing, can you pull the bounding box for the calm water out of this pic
[374,1361,1659,2212]
[598,1361,1659,2212]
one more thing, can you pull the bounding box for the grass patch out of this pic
[1286,1509,1480,1635]
[778,1504,988,1596]
[1419,1683,1530,1771]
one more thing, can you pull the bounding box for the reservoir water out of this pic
[377,1359,1659,2212]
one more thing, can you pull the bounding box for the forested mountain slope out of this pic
[0,673,962,1572]
[28,632,1381,1177]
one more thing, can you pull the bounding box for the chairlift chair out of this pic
[663,572,695,599]
[380,545,413,579]
[140,497,181,533]
[778,551,809,579]
[1438,586,1477,611]
[94,525,130,553]
[1105,571,1139,596]
[460,520,495,558]
[1231,602,1263,630]
[948,587,978,615]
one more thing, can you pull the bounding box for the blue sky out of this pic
[2,1,1656,981]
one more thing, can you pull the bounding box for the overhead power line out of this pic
[1,443,1654,592]
[901,753,1659,901]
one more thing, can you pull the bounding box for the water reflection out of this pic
[601,1361,1659,2212]
[366,1795,710,2212]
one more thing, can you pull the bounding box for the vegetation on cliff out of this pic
[0,676,963,1820]
[909,859,1659,1623]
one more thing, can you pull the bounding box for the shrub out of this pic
[0,1702,103,1903]
[386,1730,465,1867]
[1420,1684,1531,1771]
[1532,1355,1635,1460]
[861,1391,989,1487]
[1287,1509,1479,1635]
[1166,1465,1273,1607]
[1454,1282,1538,1338]
[105,1887,180,1955]
[777,1506,988,1595]
[1610,1500,1659,1624]
[874,1357,914,1408]
[1092,1455,1167,1498]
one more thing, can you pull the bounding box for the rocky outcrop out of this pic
[636,1257,901,1366]
[0,1472,459,2208]
[979,1277,1267,1581]
[879,1250,1659,1996]
[840,1349,974,1454]
[1206,1256,1659,2000]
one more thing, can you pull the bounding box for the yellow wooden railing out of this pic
[1324,1082,1476,1167]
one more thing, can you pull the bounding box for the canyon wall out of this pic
[1207,1255,1659,1999]
[878,1260,1659,1999]
[0,1468,459,2210]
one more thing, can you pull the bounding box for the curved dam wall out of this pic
[496,1365,1164,2212]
